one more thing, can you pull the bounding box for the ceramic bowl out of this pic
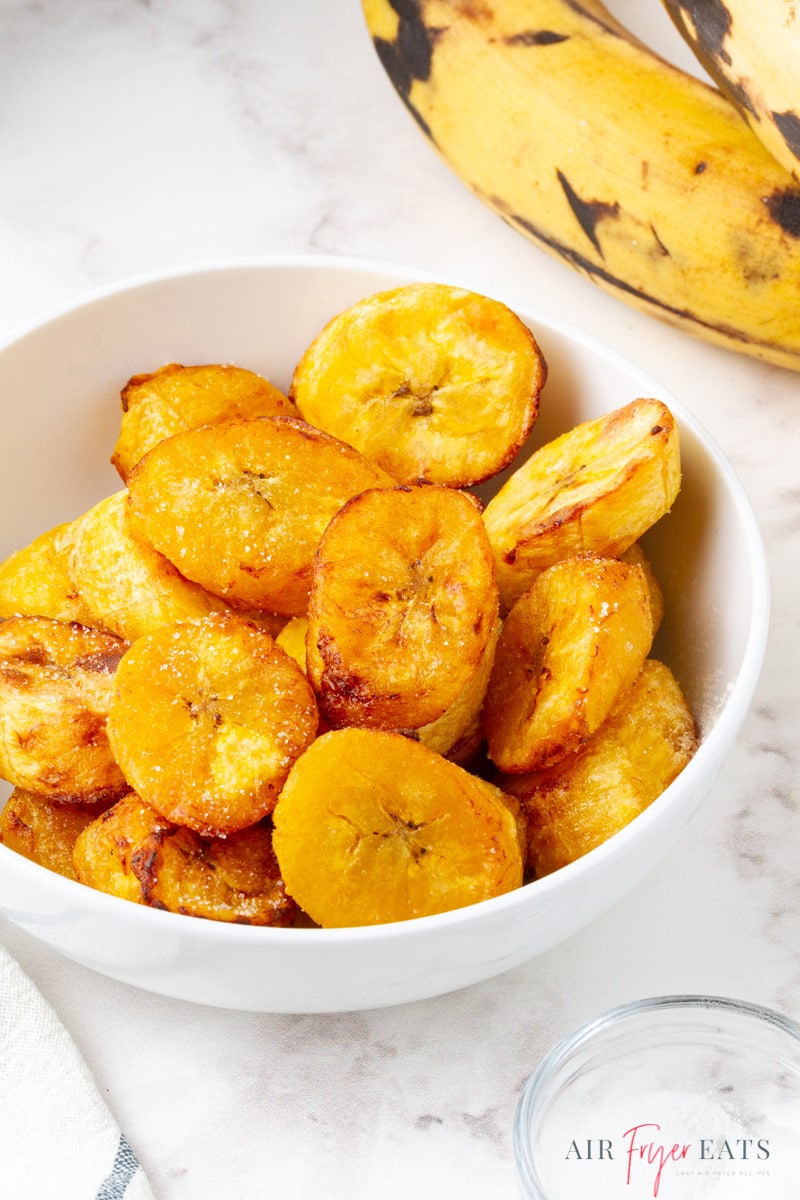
[0,257,769,1012]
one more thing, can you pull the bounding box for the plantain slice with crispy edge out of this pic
[73,792,298,925]
[498,659,698,876]
[307,483,499,753]
[482,399,680,610]
[0,615,129,804]
[67,489,240,642]
[272,728,524,927]
[275,615,310,672]
[126,415,394,616]
[0,787,111,880]
[112,361,295,481]
[0,522,98,627]
[106,612,319,837]
[290,282,546,487]
[621,540,664,636]
[483,554,654,774]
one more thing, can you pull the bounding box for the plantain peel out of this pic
[363,0,800,370]
[663,0,800,181]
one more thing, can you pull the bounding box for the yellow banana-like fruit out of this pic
[662,0,800,181]
[362,0,800,371]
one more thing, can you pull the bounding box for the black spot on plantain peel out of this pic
[663,2,757,116]
[667,0,733,65]
[773,112,800,164]
[486,191,788,355]
[764,189,800,239]
[556,170,619,256]
[373,0,441,140]
[504,30,569,46]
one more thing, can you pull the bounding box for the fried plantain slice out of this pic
[127,415,394,616]
[306,484,499,752]
[483,554,653,774]
[621,540,664,635]
[290,282,546,486]
[271,728,524,927]
[0,616,128,804]
[112,361,295,480]
[498,660,698,876]
[274,615,309,673]
[0,522,97,626]
[66,489,238,642]
[0,787,109,880]
[482,399,681,610]
[106,612,319,836]
[73,792,297,924]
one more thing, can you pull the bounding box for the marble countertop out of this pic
[1,3,798,1197]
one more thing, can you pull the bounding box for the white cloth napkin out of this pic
[0,944,155,1200]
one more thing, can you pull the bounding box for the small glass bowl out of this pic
[514,995,800,1199]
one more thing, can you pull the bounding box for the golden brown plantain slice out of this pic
[274,615,309,672]
[106,612,319,836]
[415,611,499,758]
[0,522,97,626]
[483,554,653,774]
[0,616,128,804]
[306,484,499,752]
[112,361,295,480]
[498,660,698,876]
[482,399,681,610]
[0,787,109,880]
[621,540,664,635]
[127,415,393,616]
[73,792,297,924]
[271,728,524,927]
[289,282,546,486]
[67,489,236,641]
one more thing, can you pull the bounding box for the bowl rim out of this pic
[0,253,772,945]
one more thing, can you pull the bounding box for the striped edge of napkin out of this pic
[0,943,155,1200]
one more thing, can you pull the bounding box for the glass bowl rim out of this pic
[513,993,800,1197]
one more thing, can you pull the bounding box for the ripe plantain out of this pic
[0,616,128,804]
[306,483,499,753]
[106,612,319,837]
[498,659,698,875]
[482,554,653,774]
[363,0,800,370]
[271,727,524,927]
[290,282,546,486]
[662,0,800,181]
[482,399,680,611]
[112,361,295,481]
[73,792,298,925]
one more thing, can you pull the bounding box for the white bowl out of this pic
[0,256,769,1012]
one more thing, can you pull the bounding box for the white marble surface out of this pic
[0,2,798,1197]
